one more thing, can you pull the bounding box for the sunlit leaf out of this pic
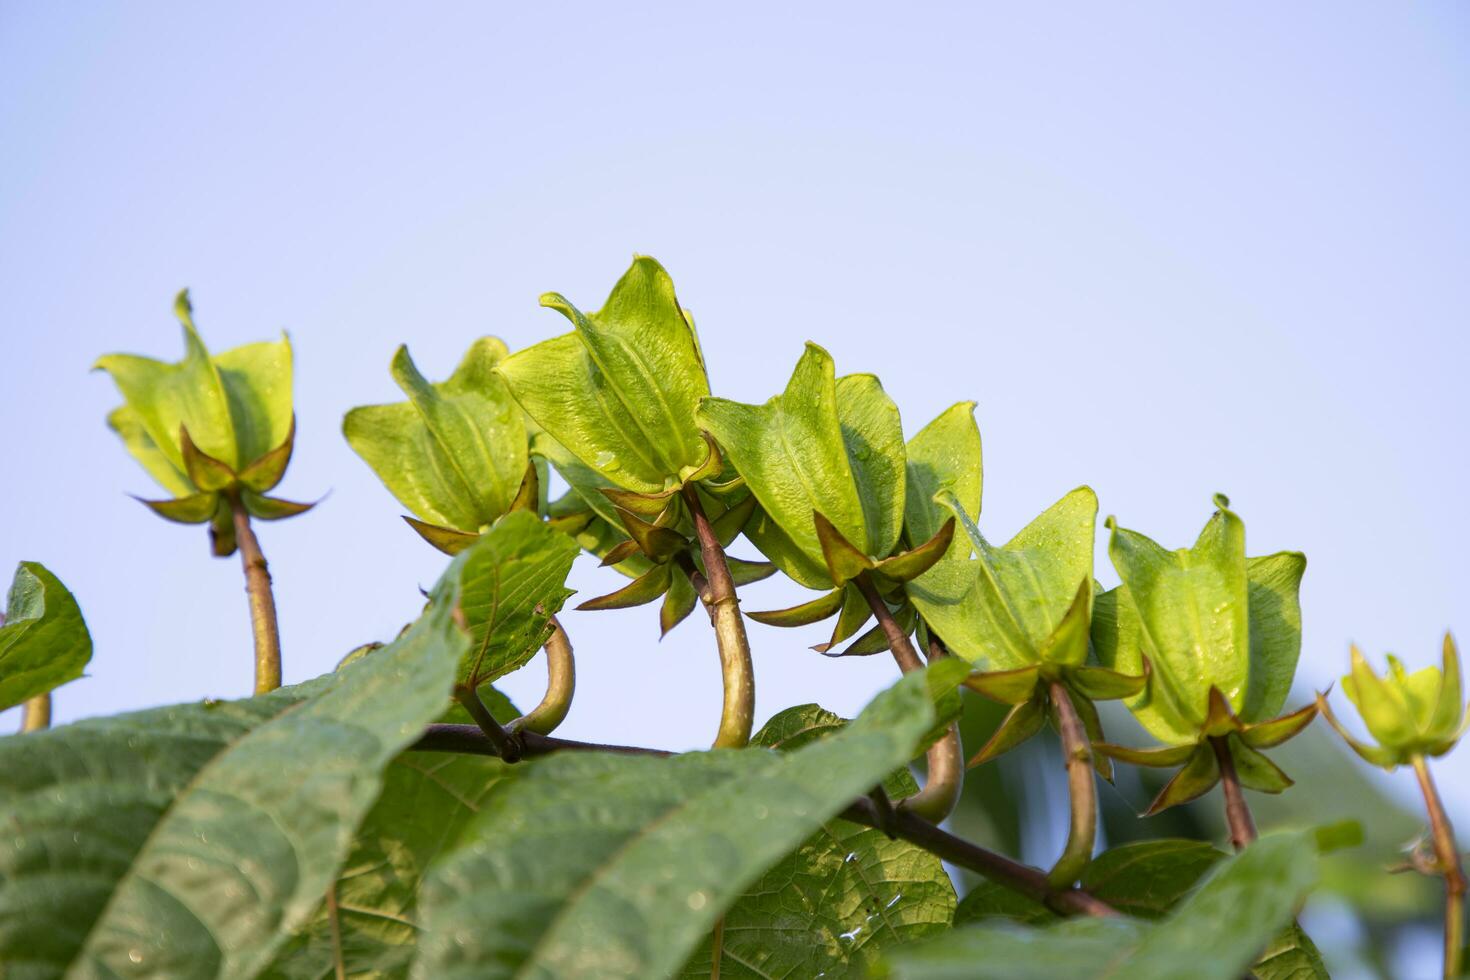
[0,562,92,712]
[0,562,473,977]
[880,831,1317,980]
[416,669,940,980]
[444,510,578,689]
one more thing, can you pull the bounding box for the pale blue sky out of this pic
[3,3,1467,827]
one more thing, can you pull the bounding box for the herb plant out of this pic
[1,257,1463,979]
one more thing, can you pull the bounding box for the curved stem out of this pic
[854,574,962,822]
[453,685,523,763]
[681,487,754,749]
[1210,735,1257,851]
[229,495,282,694]
[1413,754,1466,980]
[508,616,575,736]
[411,722,1119,918]
[20,693,51,733]
[1048,681,1096,887]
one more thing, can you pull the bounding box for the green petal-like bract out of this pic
[345,338,528,533]
[499,256,711,493]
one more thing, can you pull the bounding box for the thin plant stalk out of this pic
[452,685,522,763]
[681,486,754,749]
[709,916,725,980]
[507,616,575,736]
[412,721,1120,918]
[20,693,51,733]
[229,494,283,694]
[855,572,963,822]
[324,885,347,980]
[1412,754,1466,980]
[1048,681,1097,886]
[1210,735,1257,851]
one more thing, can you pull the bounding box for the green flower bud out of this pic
[1319,635,1467,768]
[96,291,310,555]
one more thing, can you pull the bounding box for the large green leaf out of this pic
[443,510,579,690]
[0,559,475,977]
[499,256,710,492]
[344,339,528,533]
[697,344,880,586]
[903,401,981,563]
[908,487,1096,670]
[263,751,516,979]
[676,703,954,979]
[415,669,941,980]
[0,562,92,712]
[879,831,1317,980]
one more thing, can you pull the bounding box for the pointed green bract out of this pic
[440,510,579,690]
[97,290,293,476]
[903,401,981,564]
[908,486,1097,671]
[697,343,871,585]
[879,832,1317,980]
[98,292,305,553]
[0,562,92,712]
[344,338,528,533]
[0,556,475,977]
[499,256,711,492]
[1328,635,1468,762]
[835,373,906,560]
[1096,498,1307,747]
[213,334,295,471]
[106,405,193,497]
[1105,498,1250,731]
[1242,551,1308,724]
[415,669,940,980]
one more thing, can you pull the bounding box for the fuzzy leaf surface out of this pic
[263,751,516,979]
[415,670,939,980]
[0,574,471,979]
[677,703,955,979]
